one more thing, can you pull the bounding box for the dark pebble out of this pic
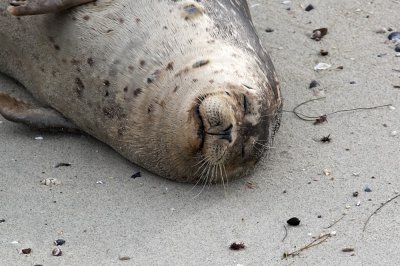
[230,241,245,251]
[131,171,141,179]
[54,239,66,246]
[350,81,356,84]
[395,45,400,52]
[388,31,400,41]
[320,49,329,56]
[309,80,320,89]
[21,248,32,254]
[0,219,5,223]
[353,191,359,197]
[364,187,372,192]
[287,217,301,226]
[265,27,274,33]
[317,215,322,218]
[305,4,314,11]
[342,247,355,252]
[55,163,71,168]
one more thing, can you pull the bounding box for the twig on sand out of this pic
[283,233,332,258]
[287,97,392,124]
[324,213,346,229]
[363,194,400,232]
[282,225,288,242]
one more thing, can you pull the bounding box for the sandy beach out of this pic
[1,0,400,265]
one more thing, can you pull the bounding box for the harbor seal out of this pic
[0,0,282,183]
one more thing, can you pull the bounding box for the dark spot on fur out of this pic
[140,60,146,67]
[83,15,90,21]
[76,66,81,73]
[48,36,55,43]
[40,67,45,73]
[147,104,154,114]
[175,67,190,77]
[103,80,110,87]
[128,65,134,72]
[87,57,94,66]
[75,77,85,97]
[173,85,179,93]
[136,18,141,23]
[119,18,124,23]
[61,58,67,64]
[105,90,109,97]
[71,59,80,65]
[72,16,77,21]
[209,79,214,83]
[106,29,113,33]
[123,87,128,92]
[193,59,209,68]
[163,26,168,30]
[54,44,60,50]
[166,62,174,71]
[134,88,142,97]
[147,70,161,83]
[192,79,198,82]
[51,70,57,77]
[114,59,121,65]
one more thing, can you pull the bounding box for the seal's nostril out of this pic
[219,124,233,142]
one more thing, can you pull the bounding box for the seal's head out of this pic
[127,46,282,183]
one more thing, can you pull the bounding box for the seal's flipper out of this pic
[8,0,95,16]
[0,93,81,133]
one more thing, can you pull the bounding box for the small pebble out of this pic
[353,173,360,176]
[96,181,104,184]
[350,81,356,84]
[119,256,131,261]
[317,215,322,218]
[282,1,291,5]
[230,242,246,251]
[345,205,351,209]
[55,163,71,168]
[364,186,372,192]
[21,248,32,254]
[52,247,62,256]
[287,217,300,226]
[265,27,274,33]
[389,105,396,110]
[131,171,141,179]
[356,201,361,206]
[353,191,359,197]
[320,49,329,56]
[376,27,387,34]
[395,46,400,53]
[388,32,400,41]
[40,178,61,186]
[342,247,355,252]
[311,28,328,41]
[35,136,43,140]
[391,131,398,136]
[54,239,66,246]
[0,219,5,223]
[305,4,314,11]
[309,80,320,89]
[395,53,400,57]
[314,63,331,71]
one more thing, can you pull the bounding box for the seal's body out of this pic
[0,0,282,183]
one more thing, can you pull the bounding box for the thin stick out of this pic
[288,97,392,123]
[283,233,331,258]
[363,194,400,232]
[324,213,346,229]
[282,225,288,242]
[292,97,326,121]
[327,104,392,115]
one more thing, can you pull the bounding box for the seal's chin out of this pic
[192,90,271,183]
